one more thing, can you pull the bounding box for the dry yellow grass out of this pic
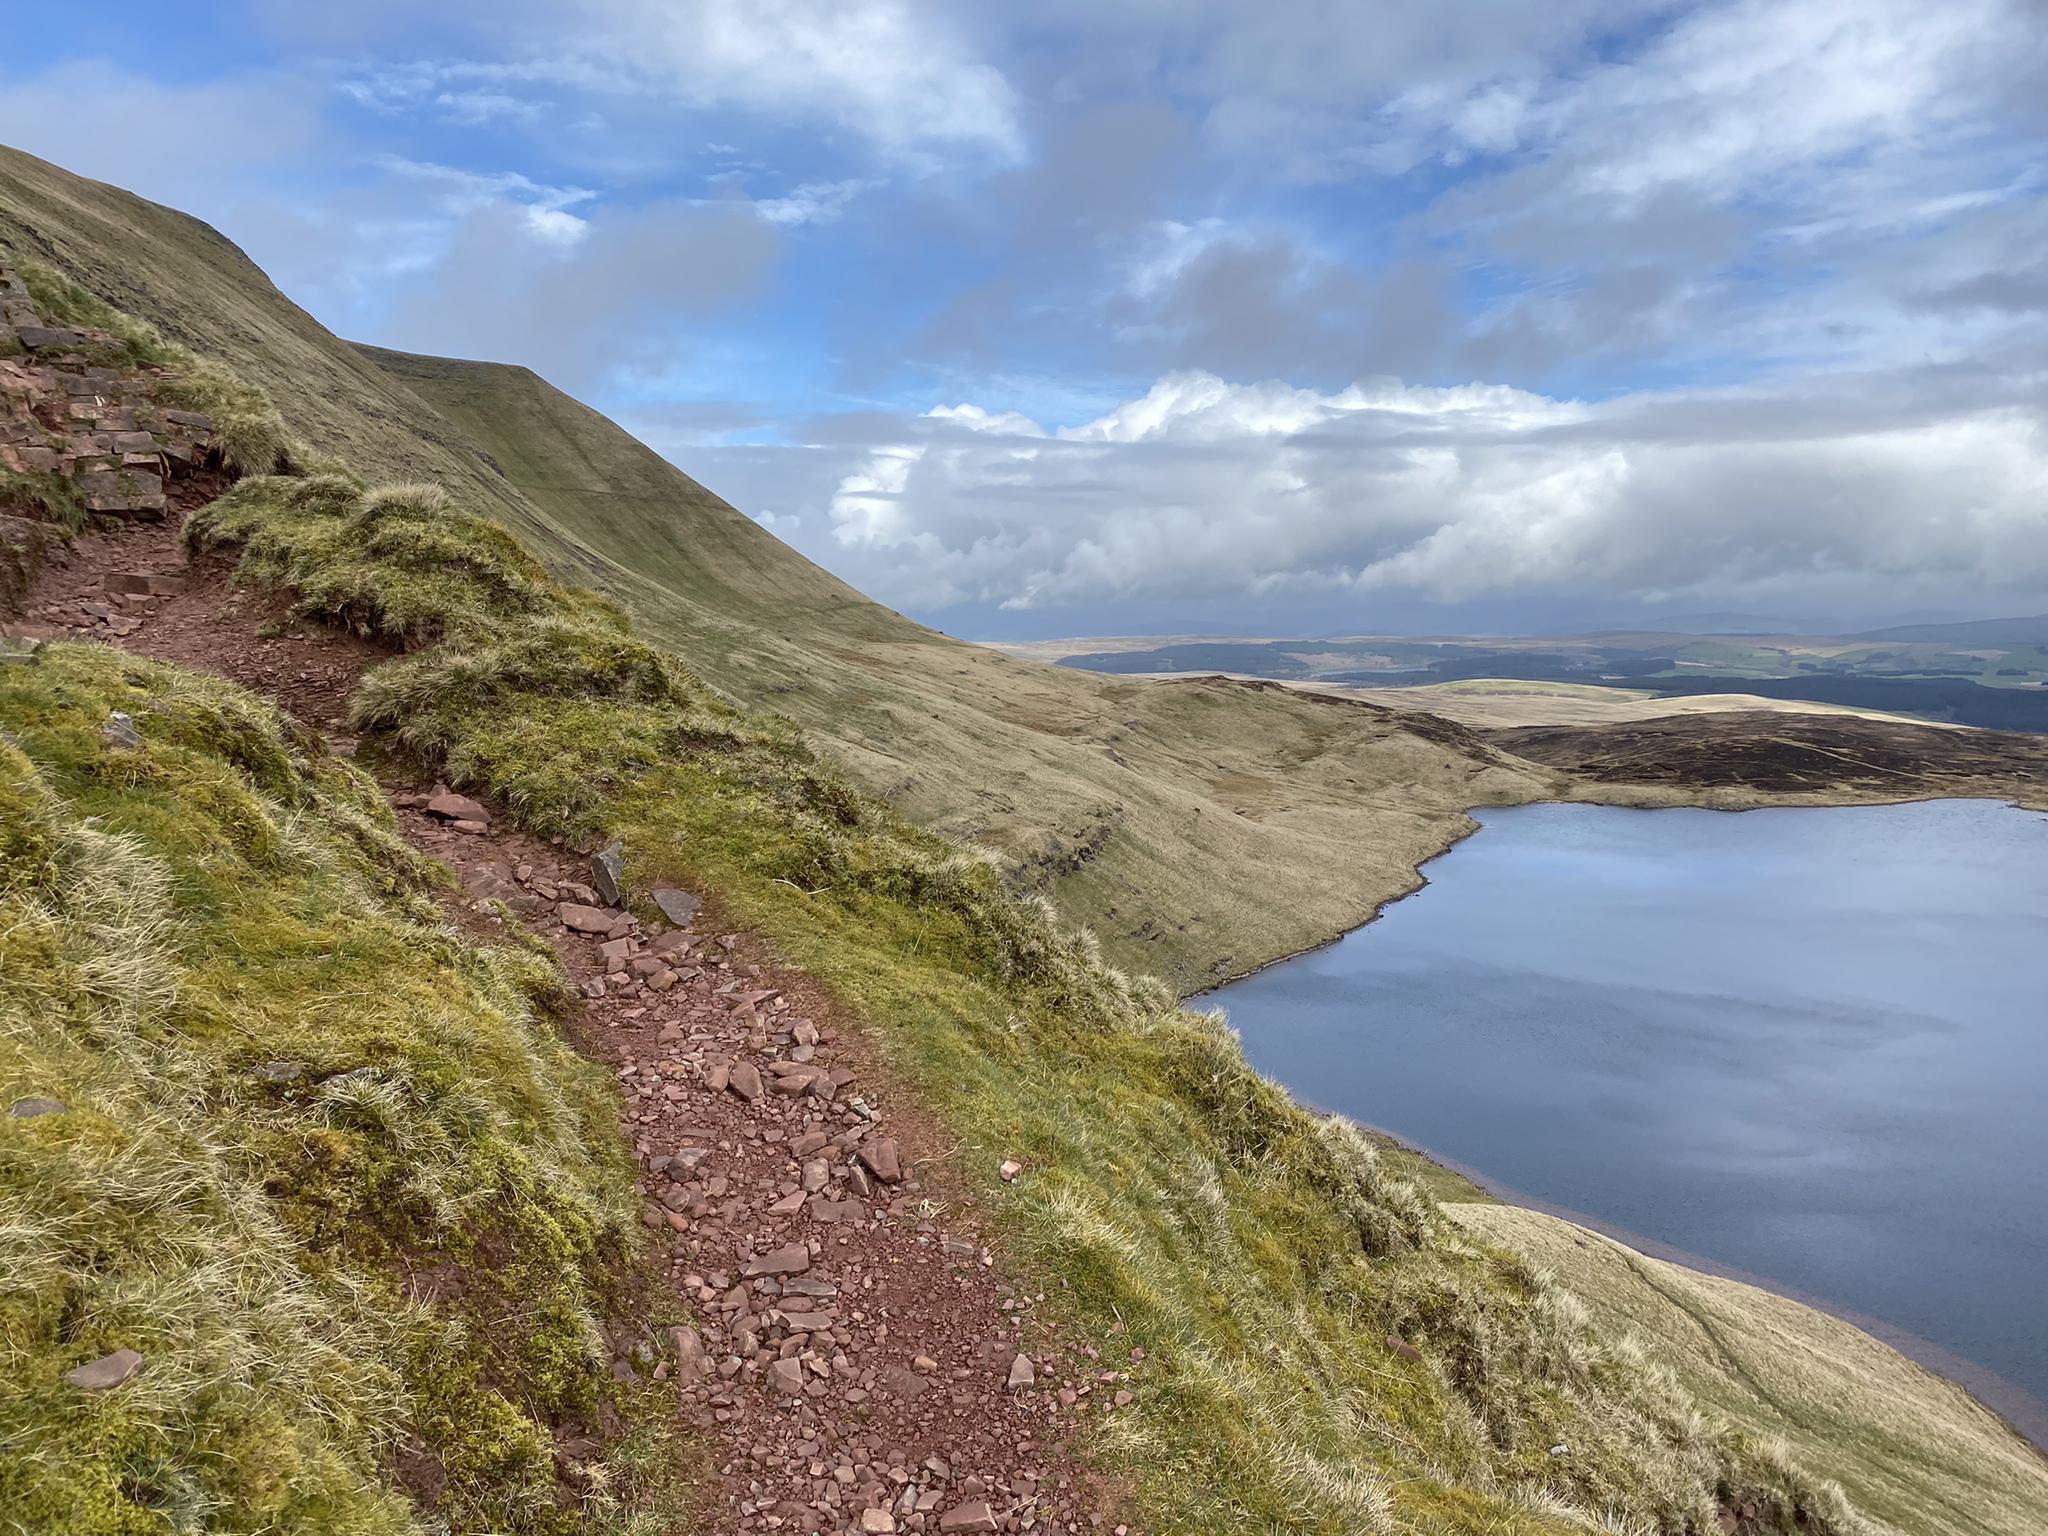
[1447,1204,2048,1536]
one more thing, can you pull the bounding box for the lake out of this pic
[1212,797,2048,1434]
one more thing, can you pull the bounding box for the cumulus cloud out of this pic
[753,179,874,227]
[816,370,2048,622]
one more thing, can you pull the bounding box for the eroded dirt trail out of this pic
[15,511,1137,1536]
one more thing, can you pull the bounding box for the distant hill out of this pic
[1851,614,2048,644]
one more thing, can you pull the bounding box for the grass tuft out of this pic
[0,468,87,536]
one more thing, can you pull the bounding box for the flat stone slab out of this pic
[652,886,701,925]
[16,325,86,352]
[64,1349,144,1391]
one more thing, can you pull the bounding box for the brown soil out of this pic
[1490,710,2048,801]
[16,512,1134,1536]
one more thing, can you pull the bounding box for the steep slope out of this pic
[0,140,1558,989]
[1449,1204,2048,1536]
[357,347,1560,988]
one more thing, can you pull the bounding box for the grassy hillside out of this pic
[10,146,2046,1533]
[0,646,692,1534]
[179,460,1871,1535]
[0,140,1558,991]
[1448,1205,2048,1536]
[359,346,1557,988]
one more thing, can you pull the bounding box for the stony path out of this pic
[11,508,1139,1535]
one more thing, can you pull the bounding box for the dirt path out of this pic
[16,516,1135,1536]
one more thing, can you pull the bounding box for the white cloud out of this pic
[820,369,2048,616]
[753,179,874,227]
[596,0,1023,164]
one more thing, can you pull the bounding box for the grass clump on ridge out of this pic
[0,645,693,1535]
[195,470,1870,1535]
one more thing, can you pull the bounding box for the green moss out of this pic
[0,645,668,1534]
[0,467,87,535]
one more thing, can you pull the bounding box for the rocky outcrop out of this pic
[0,264,219,586]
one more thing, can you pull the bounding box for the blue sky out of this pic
[4,1,2045,636]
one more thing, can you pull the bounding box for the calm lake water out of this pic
[1213,798,2048,1430]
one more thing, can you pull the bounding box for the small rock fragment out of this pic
[938,1502,998,1534]
[741,1244,811,1277]
[768,1357,806,1395]
[857,1137,903,1184]
[999,1159,1023,1182]
[557,903,614,934]
[65,1349,143,1391]
[591,840,625,906]
[99,711,141,750]
[1006,1352,1036,1390]
[652,886,701,926]
[7,1098,67,1118]
[668,1325,713,1382]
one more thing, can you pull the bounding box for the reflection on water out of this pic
[1213,798,2048,1422]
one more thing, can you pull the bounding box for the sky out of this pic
[3,1,2045,638]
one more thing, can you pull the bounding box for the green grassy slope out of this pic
[1448,1205,2048,1536]
[9,149,2042,1535]
[0,646,694,1535]
[0,140,1557,990]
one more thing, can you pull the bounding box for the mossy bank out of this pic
[0,646,695,1534]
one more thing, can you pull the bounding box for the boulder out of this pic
[7,1097,67,1118]
[17,325,86,353]
[425,790,489,822]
